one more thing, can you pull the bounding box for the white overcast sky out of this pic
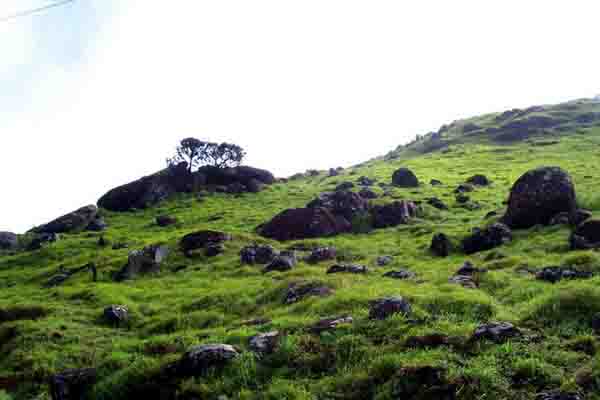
[1,0,599,233]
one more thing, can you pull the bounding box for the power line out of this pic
[0,0,76,23]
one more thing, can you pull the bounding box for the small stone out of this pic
[466,174,490,186]
[430,233,451,257]
[283,282,333,304]
[326,264,368,274]
[249,331,280,354]
[309,316,353,334]
[472,321,521,343]
[376,255,393,266]
[103,305,129,326]
[306,247,337,264]
[383,269,415,280]
[430,179,443,186]
[369,296,411,320]
[426,197,448,210]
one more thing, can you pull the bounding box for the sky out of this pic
[1,0,600,233]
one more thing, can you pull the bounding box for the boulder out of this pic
[263,251,297,273]
[205,242,225,257]
[454,183,474,193]
[259,207,351,241]
[326,264,368,274]
[501,167,576,229]
[371,201,418,229]
[31,205,99,234]
[369,296,411,320]
[248,331,280,355]
[309,316,353,334]
[240,244,278,265]
[448,274,478,289]
[466,174,490,186]
[283,282,333,304]
[103,305,129,326]
[49,368,97,400]
[462,223,512,254]
[430,233,452,257]
[156,215,178,227]
[307,190,368,221]
[455,193,470,204]
[246,178,265,193]
[392,168,419,187]
[570,219,600,250]
[197,165,275,186]
[430,179,443,186]
[0,232,18,250]
[98,162,192,212]
[225,181,247,194]
[180,230,231,256]
[306,247,337,264]
[85,215,107,232]
[176,344,240,377]
[472,321,521,343]
[383,269,415,280]
[116,244,169,280]
[550,209,592,226]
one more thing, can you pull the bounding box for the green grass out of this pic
[3,104,600,399]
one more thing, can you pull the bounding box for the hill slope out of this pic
[2,99,600,400]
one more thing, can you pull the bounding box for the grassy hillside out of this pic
[2,99,600,399]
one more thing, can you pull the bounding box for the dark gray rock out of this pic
[259,207,351,241]
[430,179,443,186]
[357,176,376,186]
[85,215,107,232]
[570,219,600,250]
[176,344,240,377]
[246,178,265,193]
[180,230,231,256]
[27,232,60,251]
[535,266,592,283]
[454,183,474,193]
[466,174,490,186]
[156,215,178,227]
[240,244,278,265]
[334,181,355,191]
[502,167,576,229]
[205,242,225,257]
[358,188,378,199]
[376,255,393,266]
[369,296,411,320]
[309,316,353,334]
[455,193,470,204]
[31,205,99,235]
[264,252,297,273]
[306,247,337,264]
[535,392,582,400]
[392,168,419,187]
[427,197,448,210]
[592,313,600,334]
[430,233,451,257]
[49,368,97,400]
[326,264,368,274]
[371,200,418,229]
[116,244,169,281]
[248,331,280,354]
[472,321,521,343]
[283,282,333,304]
[462,223,512,254]
[383,269,415,280]
[307,190,368,221]
[103,305,129,326]
[0,232,18,250]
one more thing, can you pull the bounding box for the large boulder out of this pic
[197,165,275,186]
[180,230,231,256]
[0,232,18,250]
[371,201,418,229]
[176,344,240,377]
[392,168,419,187]
[259,207,351,241]
[570,219,600,250]
[30,205,99,234]
[98,162,192,212]
[501,167,576,229]
[307,190,368,221]
[369,296,411,320]
[462,223,512,254]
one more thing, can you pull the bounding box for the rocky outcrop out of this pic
[307,190,368,221]
[0,232,18,250]
[98,163,275,212]
[392,168,419,187]
[259,207,351,241]
[30,205,101,234]
[501,167,576,229]
[115,244,169,281]
[179,230,231,256]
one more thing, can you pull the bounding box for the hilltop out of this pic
[2,98,600,400]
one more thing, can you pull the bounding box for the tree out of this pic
[167,138,246,171]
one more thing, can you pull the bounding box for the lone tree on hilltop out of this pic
[167,138,246,172]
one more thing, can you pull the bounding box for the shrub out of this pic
[167,138,246,171]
